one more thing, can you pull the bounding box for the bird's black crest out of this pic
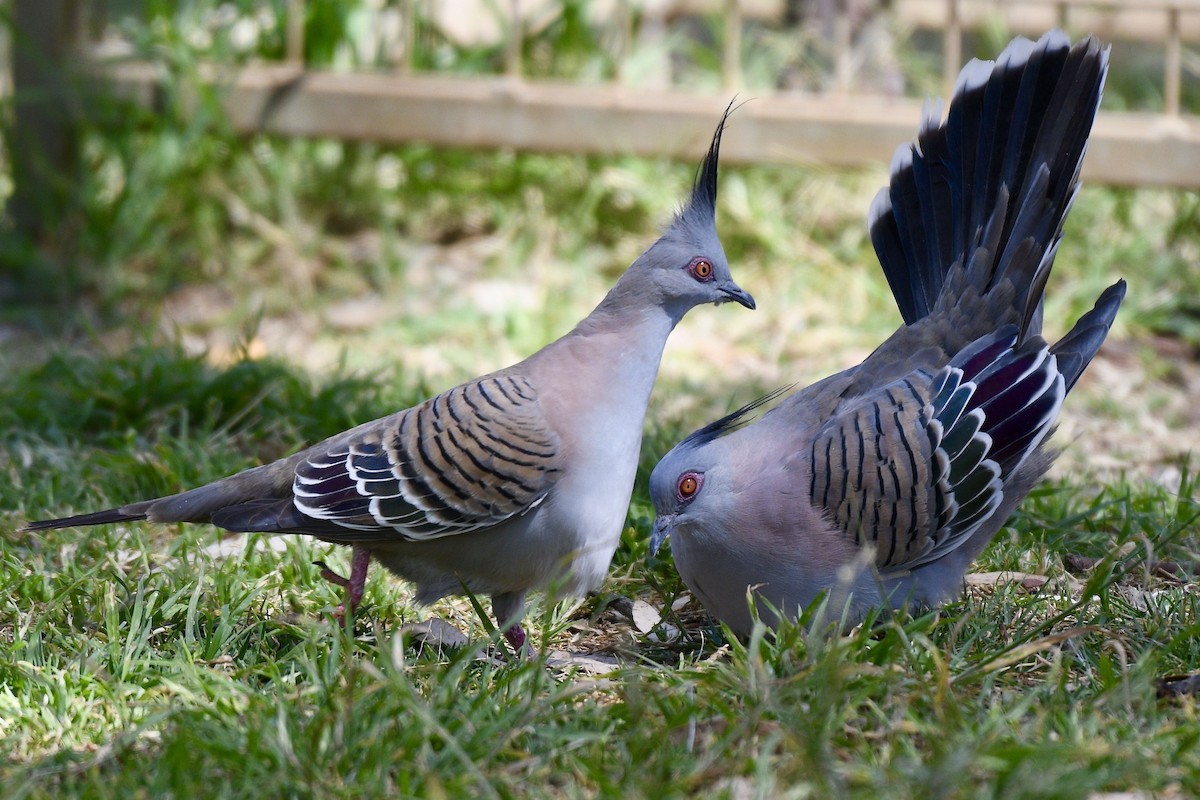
[682,99,738,226]
[679,385,792,450]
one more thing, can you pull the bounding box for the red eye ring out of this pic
[688,257,714,282]
[677,472,703,502]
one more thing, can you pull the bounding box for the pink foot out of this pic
[504,623,533,658]
[313,546,371,620]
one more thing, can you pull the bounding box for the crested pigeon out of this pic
[25,109,755,653]
[649,31,1124,636]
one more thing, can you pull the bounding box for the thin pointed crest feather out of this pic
[679,384,792,450]
[682,99,741,225]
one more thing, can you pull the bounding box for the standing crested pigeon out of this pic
[25,110,754,652]
[649,31,1124,636]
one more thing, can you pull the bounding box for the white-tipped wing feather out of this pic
[293,373,563,540]
[808,326,1064,573]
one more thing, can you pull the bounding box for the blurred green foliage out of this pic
[2,0,1196,326]
[0,341,398,448]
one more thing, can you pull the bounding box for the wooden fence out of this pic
[80,0,1200,188]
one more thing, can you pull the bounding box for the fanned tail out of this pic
[869,30,1109,334]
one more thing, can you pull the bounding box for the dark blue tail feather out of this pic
[871,31,1108,329]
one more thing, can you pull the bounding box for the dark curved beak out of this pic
[718,281,756,310]
[649,515,674,556]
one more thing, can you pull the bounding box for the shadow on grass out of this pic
[0,340,423,451]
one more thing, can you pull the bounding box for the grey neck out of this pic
[575,264,689,337]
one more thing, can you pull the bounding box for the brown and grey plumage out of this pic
[24,107,755,652]
[650,31,1123,636]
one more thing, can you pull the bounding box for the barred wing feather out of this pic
[293,374,563,541]
[810,325,1064,572]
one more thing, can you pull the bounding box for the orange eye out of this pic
[676,472,702,502]
[689,258,714,281]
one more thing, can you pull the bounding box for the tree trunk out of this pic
[6,0,84,244]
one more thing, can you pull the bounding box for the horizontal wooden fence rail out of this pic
[98,60,1200,188]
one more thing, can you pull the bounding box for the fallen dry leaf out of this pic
[965,571,1084,594]
[399,618,470,649]
[631,599,663,634]
[546,649,621,675]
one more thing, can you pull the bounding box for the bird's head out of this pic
[625,104,755,320]
[648,389,785,555]
[649,442,725,557]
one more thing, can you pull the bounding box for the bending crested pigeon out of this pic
[25,110,754,652]
[649,31,1124,636]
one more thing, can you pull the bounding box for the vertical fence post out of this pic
[1165,4,1182,116]
[506,0,522,78]
[286,0,304,66]
[834,0,852,93]
[723,0,742,91]
[614,0,630,84]
[7,0,83,247]
[943,0,961,101]
[399,0,417,73]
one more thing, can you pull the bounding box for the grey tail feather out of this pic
[22,459,300,533]
[24,493,342,539]
[1052,279,1126,393]
[212,498,307,533]
[870,30,1108,327]
[22,503,153,532]
[212,498,360,539]
[211,499,293,532]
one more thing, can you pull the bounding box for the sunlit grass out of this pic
[2,346,1199,797]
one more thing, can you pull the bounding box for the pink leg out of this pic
[492,593,532,658]
[504,623,528,655]
[313,546,371,617]
[315,561,350,589]
[345,546,371,609]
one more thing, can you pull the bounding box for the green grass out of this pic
[2,346,1199,798]
[4,3,1200,797]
